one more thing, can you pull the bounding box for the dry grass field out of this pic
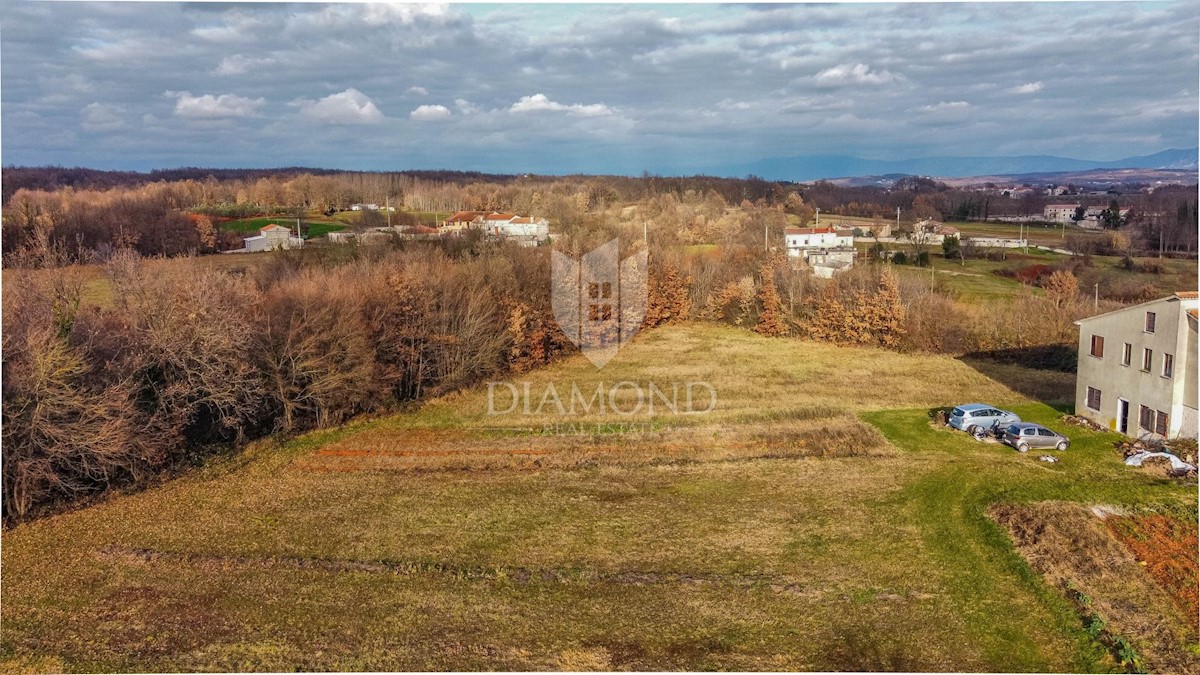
[1,324,1195,672]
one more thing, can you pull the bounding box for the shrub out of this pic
[257,270,381,432]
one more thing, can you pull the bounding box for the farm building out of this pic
[1074,291,1199,439]
[242,224,303,252]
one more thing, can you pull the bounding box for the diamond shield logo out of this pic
[551,239,648,369]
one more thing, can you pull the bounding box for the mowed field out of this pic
[2,324,1196,672]
[221,216,346,238]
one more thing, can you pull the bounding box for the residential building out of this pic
[485,213,549,245]
[435,210,550,244]
[1074,292,1199,439]
[1043,203,1081,223]
[441,210,488,230]
[242,224,303,252]
[854,222,892,238]
[784,226,854,258]
[805,248,856,278]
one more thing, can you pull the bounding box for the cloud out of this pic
[73,38,157,61]
[214,54,274,76]
[510,93,614,117]
[170,91,265,119]
[410,104,451,121]
[1007,81,1044,94]
[813,63,899,86]
[191,12,263,43]
[716,99,756,111]
[916,101,972,113]
[295,88,385,124]
[358,3,453,26]
[80,103,124,131]
[3,2,1196,173]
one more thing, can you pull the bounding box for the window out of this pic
[1086,387,1102,410]
[1140,405,1153,430]
[1142,348,1153,372]
[1155,411,1169,436]
[1121,343,1132,367]
[587,282,613,323]
[1145,311,1156,333]
[1163,353,1174,378]
[1038,429,1055,437]
[1090,335,1105,358]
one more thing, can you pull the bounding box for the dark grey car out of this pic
[1001,423,1070,452]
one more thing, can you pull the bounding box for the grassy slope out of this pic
[1,324,1194,672]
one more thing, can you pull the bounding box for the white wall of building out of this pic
[1074,295,1198,439]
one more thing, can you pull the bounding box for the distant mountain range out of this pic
[711,148,1198,182]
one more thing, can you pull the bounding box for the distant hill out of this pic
[714,148,1198,182]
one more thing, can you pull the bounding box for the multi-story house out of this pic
[1074,292,1198,439]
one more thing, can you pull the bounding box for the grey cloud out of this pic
[1,1,1195,173]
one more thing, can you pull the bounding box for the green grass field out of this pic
[220,216,346,238]
[947,220,1098,247]
[2,324,1194,672]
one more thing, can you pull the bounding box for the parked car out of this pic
[948,404,1021,436]
[1001,423,1070,452]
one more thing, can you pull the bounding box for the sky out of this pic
[2,1,1198,175]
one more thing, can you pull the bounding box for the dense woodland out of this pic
[2,168,1196,521]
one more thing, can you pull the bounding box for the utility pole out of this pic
[386,194,391,228]
[815,207,820,227]
[896,206,901,232]
[764,222,769,251]
[1094,283,1099,310]
[643,221,648,245]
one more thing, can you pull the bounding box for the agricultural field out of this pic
[219,216,346,239]
[2,324,1195,672]
[872,248,1197,303]
[948,220,1098,247]
[327,210,449,227]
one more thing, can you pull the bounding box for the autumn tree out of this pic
[755,258,788,336]
[806,281,849,343]
[860,267,906,348]
[1041,269,1080,310]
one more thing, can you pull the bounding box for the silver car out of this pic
[948,403,1021,436]
[1001,423,1070,452]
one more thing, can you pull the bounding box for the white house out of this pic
[1043,203,1081,223]
[1074,292,1199,440]
[784,226,854,259]
[483,212,549,245]
[243,224,303,252]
